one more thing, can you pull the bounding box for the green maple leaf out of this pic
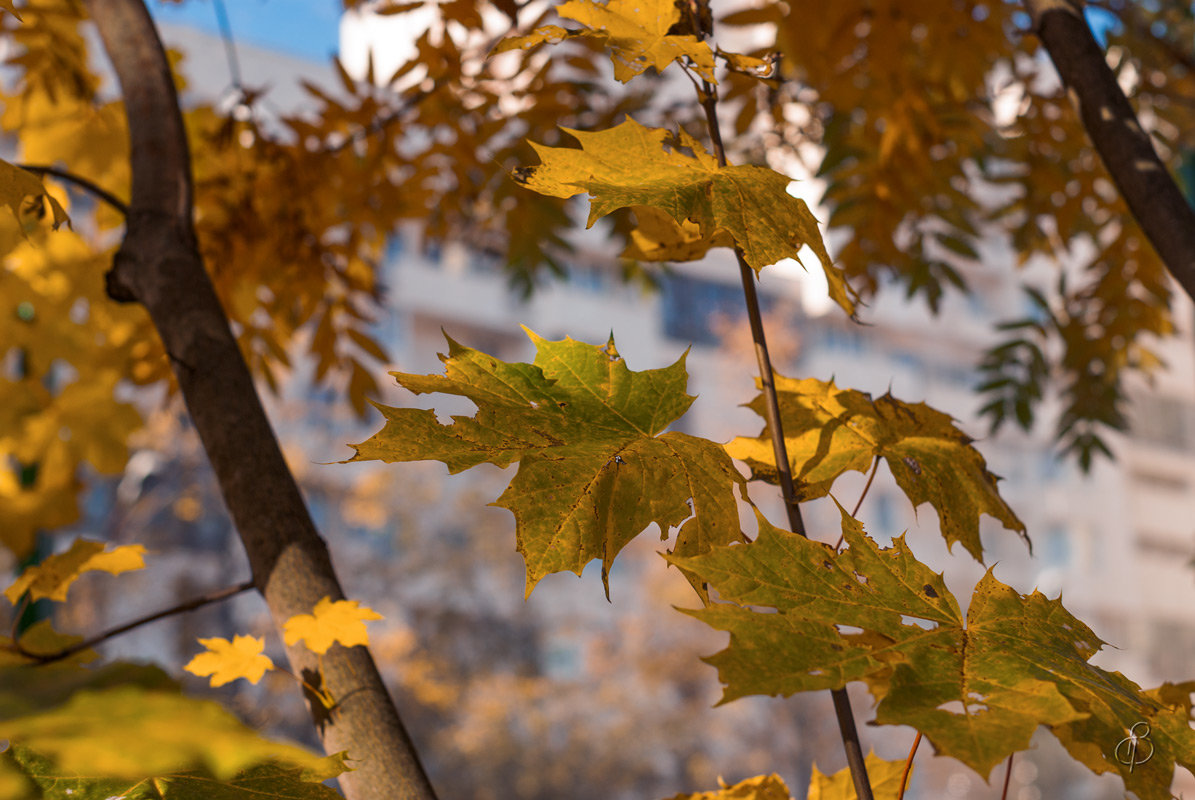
[493,0,716,83]
[514,119,857,316]
[7,748,345,800]
[670,507,1195,793]
[725,375,1025,561]
[349,328,748,597]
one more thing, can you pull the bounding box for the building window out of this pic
[659,273,750,346]
[1041,525,1071,569]
[1135,530,1192,560]
[1130,394,1195,452]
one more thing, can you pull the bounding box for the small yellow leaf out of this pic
[663,773,793,800]
[808,752,910,800]
[717,49,771,76]
[3,539,146,604]
[0,160,68,230]
[283,597,383,655]
[184,635,276,687]
[0,1,21,21]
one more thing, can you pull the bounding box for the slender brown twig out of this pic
[1001,752,1015,800]
[850,457,881,519]
[897,731,922,800]
[17,163,129,216]
[688,50,875,800]
[4,579,255,666]
[836,456,881,549]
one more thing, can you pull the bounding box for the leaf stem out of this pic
[897,731,921,800]
[1001,752,1014,800]
[692,69,875,800]
[16,163,129,216]
[274,661,337,709]
[851,457,881,519]
[836,456,881,549]
[6,578,255,665]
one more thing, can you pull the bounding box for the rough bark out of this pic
[82,2,438,798]
[1024,0,1195,302]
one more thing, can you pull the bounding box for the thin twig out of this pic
[5,579,255,666]
[897,731,921,800]
[1001,752,1015,800]
[835,456,881,549]
[17,163,129,216]
[850,457,881,519]
[692,60,875,800]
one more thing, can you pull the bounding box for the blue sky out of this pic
[148,1,1122,65]
[147,0,342,62]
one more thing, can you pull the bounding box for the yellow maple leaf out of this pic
[3,539,146,604]
[516,119,857,315]
[807,752,911,800]
[184,635,276,687]
[623,205,734,262]
[494,0,715,83]
[663,773,793,800]
[283,597,383,655]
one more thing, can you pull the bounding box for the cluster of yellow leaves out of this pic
[494,0,715,83]
[720,0,1013,303]
[0,0,703,561]
[714,0,1177,465]
[3,538,145,604]
[978,75,1173,467]
[0,2,159,558]
[185,597,383,689]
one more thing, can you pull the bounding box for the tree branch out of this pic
[1023,0,1195,302]
[693,61,876,800]
[17,163,129,216]
[6,579,255,666]
[80,2,437,798]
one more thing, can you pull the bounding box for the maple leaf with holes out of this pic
[725,374,1025,561]
[514,119,856,315]
[670,506,1195,795]
[348,327,748,598]
[283,598,383,655]
[4,539,146,604]
[185,635,276,687]
[494,0,715,83]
